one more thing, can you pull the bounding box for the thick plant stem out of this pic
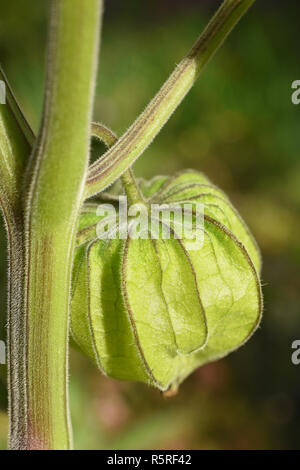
[19,0,102,450]
[85,0,256,198]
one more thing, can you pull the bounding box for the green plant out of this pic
[0,0,260,450]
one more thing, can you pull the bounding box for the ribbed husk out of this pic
[71,170,262,391]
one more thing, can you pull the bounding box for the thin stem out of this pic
[91,122,144,205]
[5,217,27,449]
[0,65,40,193]
[120,168,145,206]
[0,65,35,150]
[20,0,102,450]
[91,121,118,148]
[0,67,33,210]
[85,0,256,199]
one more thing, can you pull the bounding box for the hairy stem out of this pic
[91,122,144,205]
[85,0,256,198]
[0,64,34,450]
[6,216,27,449]
[0,67,33,210]
[120,168,145,206]
[0,65,35,152]
[19,0,102,450]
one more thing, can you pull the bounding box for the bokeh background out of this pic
[0,0,300,450]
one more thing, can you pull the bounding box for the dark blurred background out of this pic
[0,0,300,450]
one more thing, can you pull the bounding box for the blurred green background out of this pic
[0,0,300,450]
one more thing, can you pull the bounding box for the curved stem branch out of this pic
[0,65,35,150]
[85,0,256,199]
